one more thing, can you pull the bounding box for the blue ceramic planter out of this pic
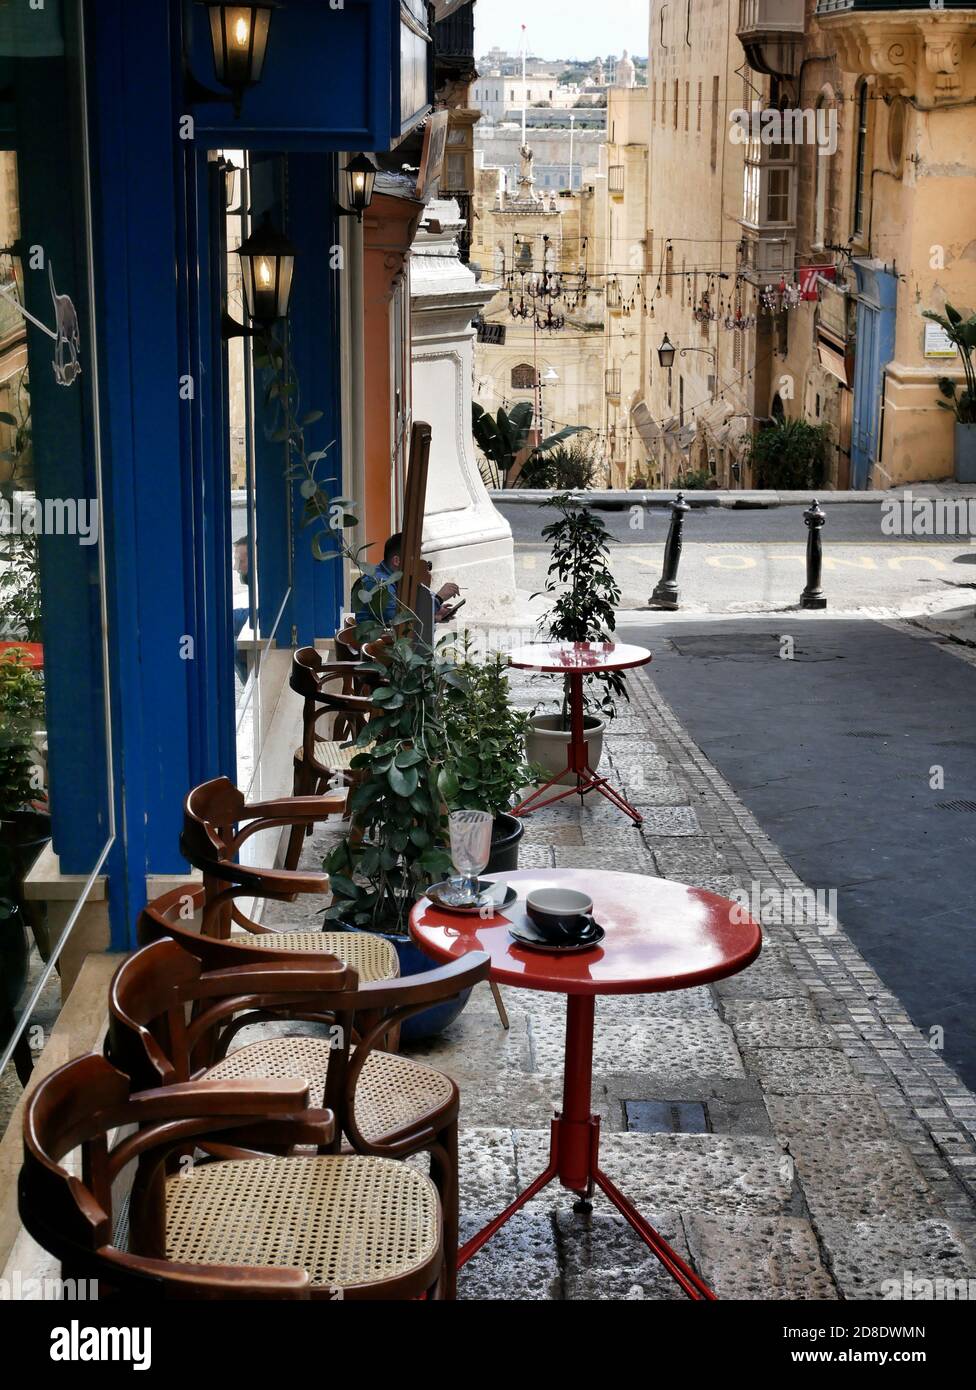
[387,934,473,1043]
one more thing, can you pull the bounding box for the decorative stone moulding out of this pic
[817,11,976,104]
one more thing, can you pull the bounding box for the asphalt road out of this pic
[497,499,969,545]
[620,615,976,1092]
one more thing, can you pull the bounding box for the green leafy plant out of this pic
[0,374,41,643]
[518,439,598,491]
[747,419,829,490]
[442,641,542,817]
[674,465,713,490]
[472,401,585,488]
[922,303,976,423]
[253,330,458,937]
[322,631,459,936]
[0,648,45,821]
[535,493,627,725]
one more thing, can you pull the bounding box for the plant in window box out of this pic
[526,492,627,782]
[0,649,48,1023]
[442,641,544,872]
[922,303,976,483]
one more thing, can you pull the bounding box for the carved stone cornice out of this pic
[817,10,976,103]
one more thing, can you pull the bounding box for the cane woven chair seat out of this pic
[233,931,398,983]
[164,1155,440,1293]
[295,739,360,774]
[206,1036,456,1144]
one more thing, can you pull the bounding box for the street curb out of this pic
[489,488,894,509]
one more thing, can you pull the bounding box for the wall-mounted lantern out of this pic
[657,334,676,370]
[223,212,296,339]
[337,154,378,222]
[198,4,276,117]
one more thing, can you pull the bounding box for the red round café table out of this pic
[410,868,762,1300]
[508,641,652,825]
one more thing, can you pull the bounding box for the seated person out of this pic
[355,531,461,627]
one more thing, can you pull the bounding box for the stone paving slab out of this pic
[685,1215,839,1301]
[724,998,841,1050]
[815,1217,976,1301]
[458,1210,561,1301]
[530,1017,745,1081]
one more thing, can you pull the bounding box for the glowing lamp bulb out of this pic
[234,16,249,46]
[257,257,272,287]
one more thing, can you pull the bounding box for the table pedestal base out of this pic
[457,996,716,1301]
[511,764,644,826]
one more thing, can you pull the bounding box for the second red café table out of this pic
[507,641,652,826]
[410,868,762,1300]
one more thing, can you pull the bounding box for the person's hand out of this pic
[437,582,461,601]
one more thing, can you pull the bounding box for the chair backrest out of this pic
[20,1054,319,1297]
[181,777,332,938]
[108,937,354,1092]
[139,885,324,967]
[289,647,371,755]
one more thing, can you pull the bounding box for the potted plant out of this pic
[746,418,829,490]
[321,619,468,1040]
[255,330,473,1039]
[442,641,542,871]
[526,492,627,781]
[0,647,48,986]
[922,303,976,482]
[472,400,585,489]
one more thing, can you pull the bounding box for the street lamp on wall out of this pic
[222,213,296,339]
[337,154,378,222]
[657,334,716,368]
[202,4,276,117]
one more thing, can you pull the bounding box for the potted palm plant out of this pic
[526,492,628,781]
[472,400,585,488]
[442,641,541,870]
[922,303,976,482]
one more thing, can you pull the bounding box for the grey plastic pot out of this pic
[954,422,976,484]
[525,712,605,786]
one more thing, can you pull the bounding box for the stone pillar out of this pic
[410,199,517,624]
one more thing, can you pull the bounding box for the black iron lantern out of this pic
[339,154,377,222]
[224,213,295,337]
[657,333,676,370]
[204,4,275,115]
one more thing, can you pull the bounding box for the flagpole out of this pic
[521,23,527,148]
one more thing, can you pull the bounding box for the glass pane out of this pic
[0,0,112,1119]
[222,153,292,797]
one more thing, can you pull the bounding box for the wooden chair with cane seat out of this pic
[21,1054,446,1300]
[286,647,375,869]
[108,936,490,1297]
[181,775,399,986]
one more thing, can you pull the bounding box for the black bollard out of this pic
[650,491,691,610]
[800,498,827,609]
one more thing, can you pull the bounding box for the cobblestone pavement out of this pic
[285,668,976,1301]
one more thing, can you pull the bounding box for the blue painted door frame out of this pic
[851,262,897,490]
[86,3,346,947]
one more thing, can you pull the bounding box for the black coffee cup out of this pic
[526,888,595,943]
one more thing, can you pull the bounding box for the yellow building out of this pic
[469,147,608,477]
[642,0,976,490]
[642,1,758,487]
[599,87,652,486]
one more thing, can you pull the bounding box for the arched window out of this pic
[852,80,871,244]
[511,363,537,390]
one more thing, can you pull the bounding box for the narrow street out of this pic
[500,500,976,617]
